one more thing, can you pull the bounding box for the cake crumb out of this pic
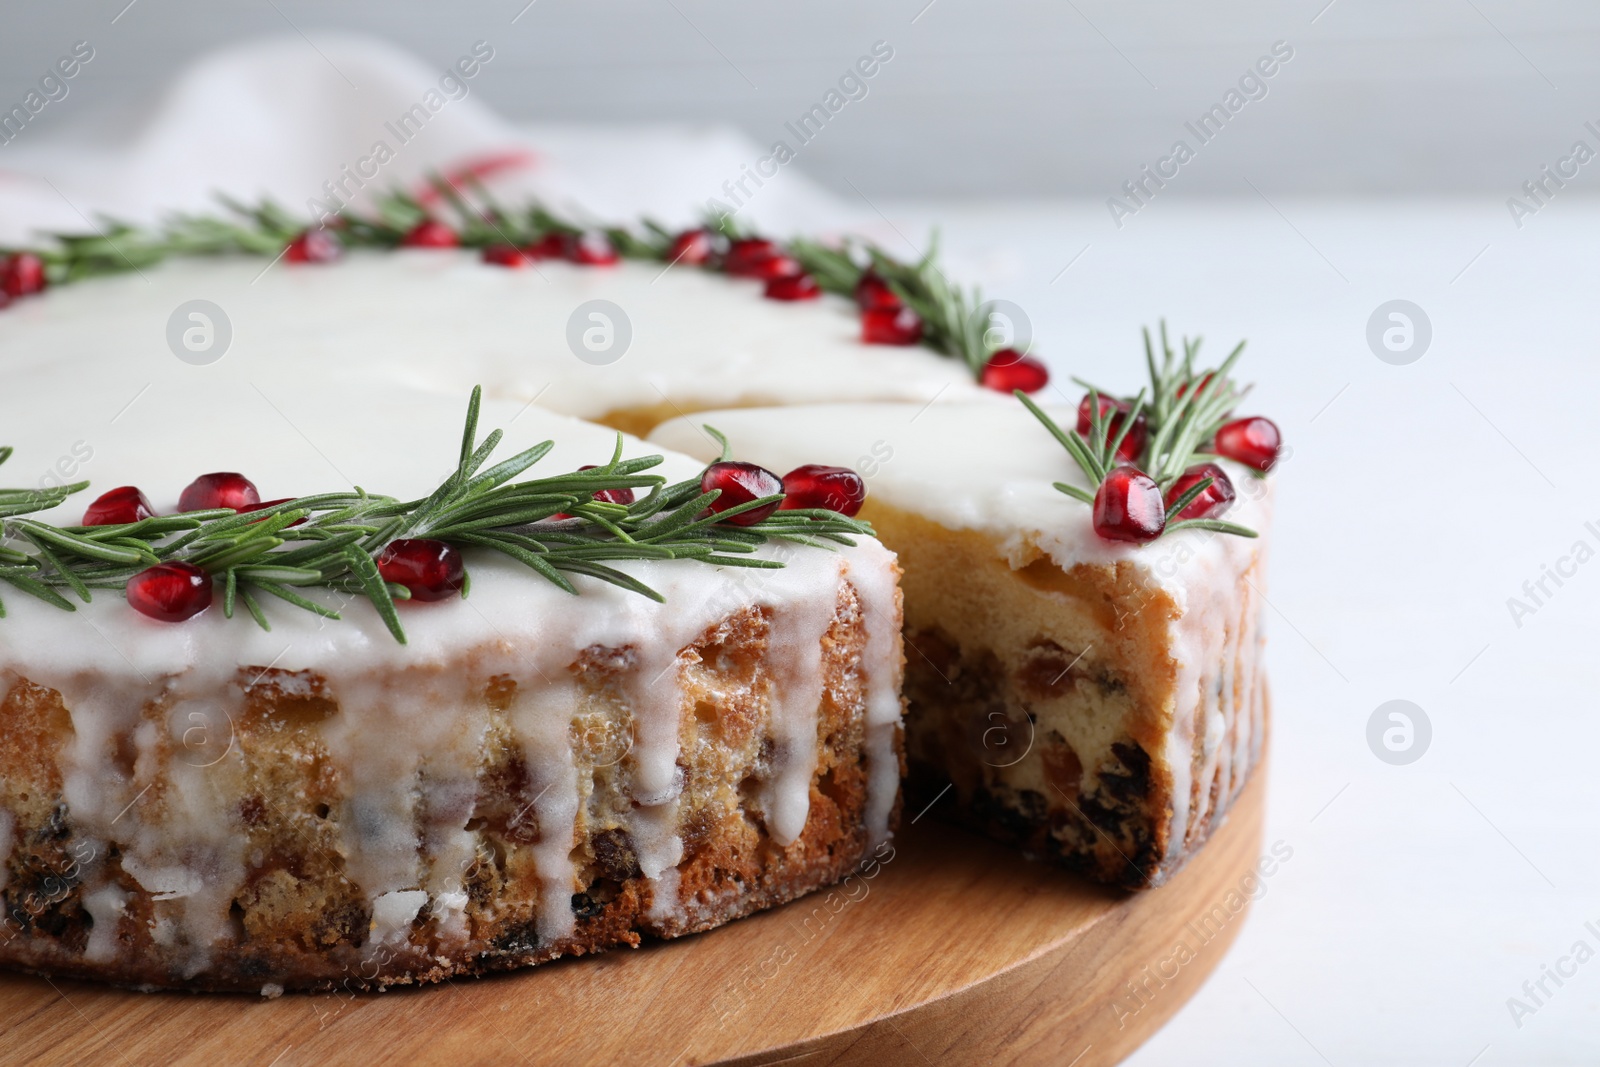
[260,983,284,1000]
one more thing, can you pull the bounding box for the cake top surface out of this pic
[0,251,995,422]
[650,401,1273,602]
[0,375,891,681]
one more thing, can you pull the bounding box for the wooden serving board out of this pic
[0,767,1265,1066]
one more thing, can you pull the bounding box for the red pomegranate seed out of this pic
[1092,467,1166,544]
[376,538,467,602]
[764,272,820,301]
[565,232,619,265]
[862,306,923,345]
[780,465,866,516]
[483,244,529,268]
[178,472,261,513]
[854,271,901,312]
[400,220,459,248]
[723,238,779,277]
[525,234,568,260]
[82,486,155,526]
[982,350,1050,395]
[1174,372,1216,403]
[756,254,805,281]
[667,229,715,265]
[284,230,342,263]
[1213,416,1282,472]
[582,464,635,506]
[2,252,47,297]
[1076,394,1146,461]
[1164,462,1236,521]
[701,462,783,526]
[126,561,212,622]
[552,466,637,519]
[239,497,307,527]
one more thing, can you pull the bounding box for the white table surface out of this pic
[869,196,1600,1066]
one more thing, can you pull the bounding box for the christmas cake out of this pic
[0,382,903,991]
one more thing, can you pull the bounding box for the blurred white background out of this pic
[3,3,1597,1065]
[4,0,1600,197]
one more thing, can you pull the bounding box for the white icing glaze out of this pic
[757,546,833,848]
[369,890,428,948]
[511,678,582,945]
[650,402,1271,860]
[0,382,901,967]
[0,252,994,426]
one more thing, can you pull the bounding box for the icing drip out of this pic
[369,890,428,948]
[81,885,128,964]
[758,566,835,848]
[509,677,582,945]
[846,560,907,849]
[626,646,687,922]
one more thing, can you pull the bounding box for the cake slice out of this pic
[652,364,1276,888]
[0,387,903,991]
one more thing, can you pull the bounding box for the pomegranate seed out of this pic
[2,252,47,297]
[552,466,637,520]
[754,254,804,281]
[284,230,341,263]
[982,350,1050,395]
[525,234,568,260]
[582,464,635,506]
[1175,372,1216,402]
[764,273,820,301]
[1164,462,1236,521]
[126,561,212,622]
[483,244,529,268]
[854,271,901,312]
[1213,416,1282,472]
[701,462,783,526]
[565,232,619,266]
[376,538,467,602]
[178,472,261,513]
[723,238,780,277]
[82,486,155,526]
[862,306,923,345]
[667,229,715,265]
[780,465,865,516]
[1076,394,1146,461]
[400,220,459,248]
[1092,467,1165,544]
[239,498,307,527]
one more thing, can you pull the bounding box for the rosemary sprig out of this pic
[789,233,996,374]
[0,388,873,642]
[1018,321,1262,542]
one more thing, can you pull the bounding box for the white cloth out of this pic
[0,34,853,245]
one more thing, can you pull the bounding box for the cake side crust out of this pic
[0,572,905,993]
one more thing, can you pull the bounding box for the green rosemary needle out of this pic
[0,388,874,643]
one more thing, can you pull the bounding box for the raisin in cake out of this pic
[652,401,1272,888]
[0,384,904,991]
